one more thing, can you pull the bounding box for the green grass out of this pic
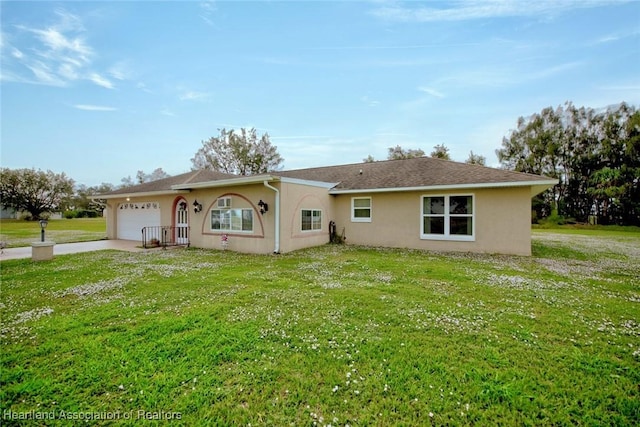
[0,218,106,247]
[1,232,638,426]
[532,222,640,235]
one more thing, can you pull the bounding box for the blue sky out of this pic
[1,1,639,187]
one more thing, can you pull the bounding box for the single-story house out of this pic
[99,157,557,255]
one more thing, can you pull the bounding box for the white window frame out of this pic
[421,194,475,241]
[301,209,322,232]
[210,208,253,232]
[351,197,372,222]
[217,197,231,209]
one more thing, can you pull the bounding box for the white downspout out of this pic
[263,181,280,253]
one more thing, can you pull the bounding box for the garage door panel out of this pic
[117,202,161,240]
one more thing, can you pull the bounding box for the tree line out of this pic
[497,102,639,226]
[0,168,172,220]
[2,102,638,225]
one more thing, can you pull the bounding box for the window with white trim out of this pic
[217,197,231,208]
[301,209,322,231]
[421,195,474,241]
[351,197,372,222]
[211,208,253,232]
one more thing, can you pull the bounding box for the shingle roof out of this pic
[100,169,237,196]
[101,157,556,197]
[276,156,555,191]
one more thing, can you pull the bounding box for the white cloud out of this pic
[200,0,217,26]
[361,95,381,107]
[73,104,117,111]
[179,90,210,101]
[418,86,445,98]
[89,73,114,89]
[26,61,66,86]
[370,0,626,22]
[108,62,131,80]
[31,27,92,61]
[58,63,79,80]
[11,47,24,59]
[4,9,124,89]
[593,27,640,45]
[136,82,153,94]
[527,61,583,80]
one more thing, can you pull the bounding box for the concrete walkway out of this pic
[0,240,144,261]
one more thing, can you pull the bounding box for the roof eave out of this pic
[279,177,339,189]
[171,175,279,190]
[329,179,559,195]
[531,180,558,197]
[99,189,191,200]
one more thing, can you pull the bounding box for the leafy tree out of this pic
[497,102,639,225]
[387,145,425,160]
[0,168,74,220]
[191,128,283,175]
[120,168,170,188]
[136,168,170,184]
[363,154,375,163]
[623,110,640,224]
[465,151,486,165]
[430,144,451,160]
[497,106,564,218]
[120,176,135,188]
[72,183,114,214]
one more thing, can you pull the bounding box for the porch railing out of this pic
[141,226,190,249]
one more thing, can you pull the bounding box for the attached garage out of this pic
[116,202,161,241]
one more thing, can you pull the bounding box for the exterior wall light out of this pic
[39,219,48,242]
[258,199,269,215]
[193,200,203,213]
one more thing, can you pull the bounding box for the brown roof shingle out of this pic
[100,169,237,196]
[102,157,555,196]
[276,156,554,191]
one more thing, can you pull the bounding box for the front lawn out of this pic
[0,218,106,247]
[1,232,638,425]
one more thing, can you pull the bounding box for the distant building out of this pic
[1,205,17,219]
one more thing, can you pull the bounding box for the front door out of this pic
[175,201,189,245]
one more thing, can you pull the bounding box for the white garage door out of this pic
[117,202,161,241]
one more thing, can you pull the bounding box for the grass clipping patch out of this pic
[1,233,639,425]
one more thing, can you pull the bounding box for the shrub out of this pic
[63,210,99,219]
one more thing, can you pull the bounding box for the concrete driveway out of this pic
[0,240,144,261]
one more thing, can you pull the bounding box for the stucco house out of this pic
[100,157,556,256]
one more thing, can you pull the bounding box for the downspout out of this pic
[263,181,280,253]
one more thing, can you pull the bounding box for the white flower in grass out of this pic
[429,412,434,417]
[332,385,339,393]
